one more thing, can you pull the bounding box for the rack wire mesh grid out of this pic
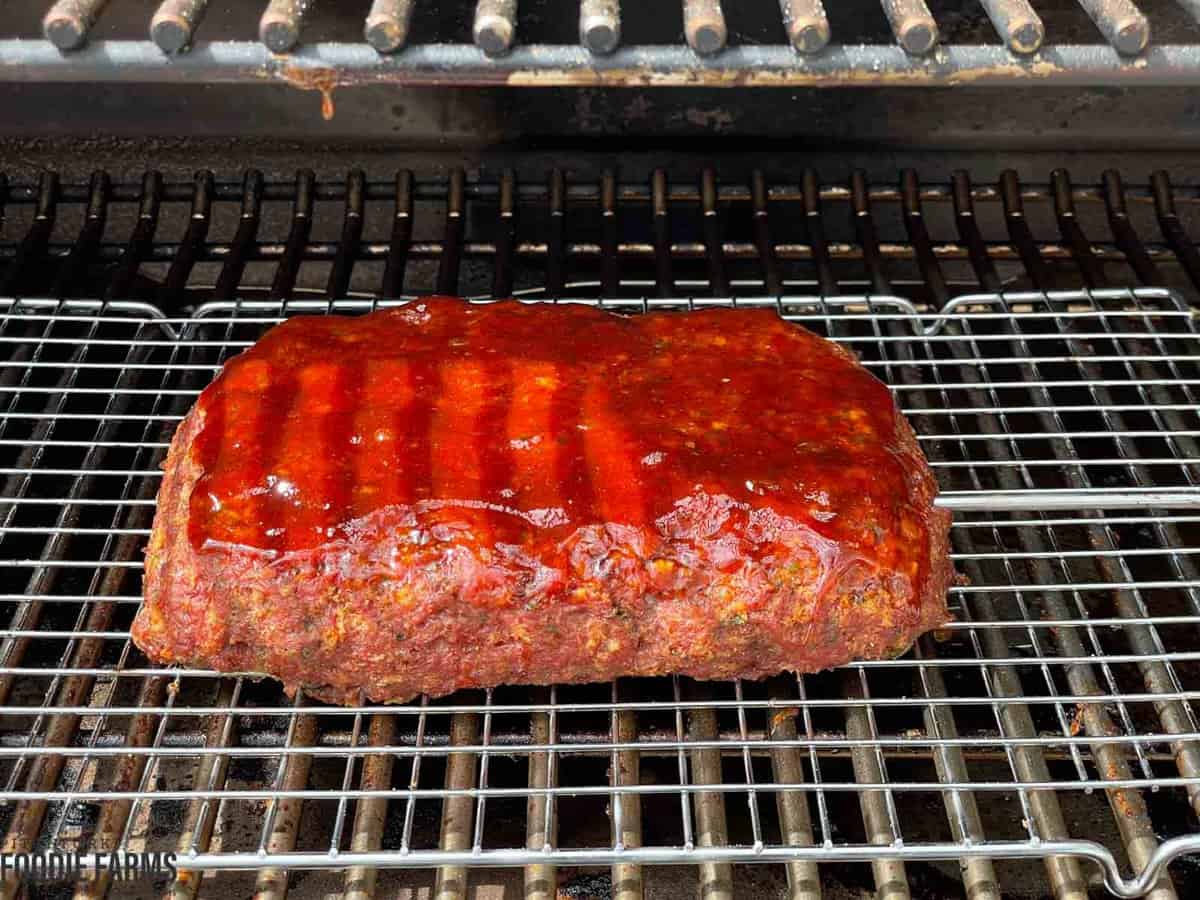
[0,287,1195,899]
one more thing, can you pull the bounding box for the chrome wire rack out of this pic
[0,167,1198,899]
[7,0,1200,87]
[0,288,1196,900]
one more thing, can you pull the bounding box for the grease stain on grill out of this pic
[276,66,339,121]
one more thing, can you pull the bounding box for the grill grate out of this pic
[4,168,1200,308]
[0,169,1198,899]
[6,0,1200,86]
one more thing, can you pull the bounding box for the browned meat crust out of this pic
[133,299,952,704]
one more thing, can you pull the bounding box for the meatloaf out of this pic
[132,297,952,704]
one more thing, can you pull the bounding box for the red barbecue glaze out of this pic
[187,297,930,611]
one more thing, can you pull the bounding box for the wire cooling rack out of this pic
[0,288,1196,899]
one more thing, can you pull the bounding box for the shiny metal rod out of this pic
[150,0,208,53]
[43,0,109,50]
[844,671,911,900]
[9,43,1200,87]
[767,687,822,900]
[474,0,517,56]
[688,700,734,900]
[364,0,415,53]
[881,0,938,55]
[259,0,311,53]
[344,715,397,900]
[433,714,479,900]
[683,0,727,55]
[524,705,555,900]
[611,698,643,900]
[779,0,830,53]
[580,0,620,54]
[1075,0,1149,54]
[977,0,1043,53]
[935,489,1200,510]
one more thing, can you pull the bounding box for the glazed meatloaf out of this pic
[132,298,952,704]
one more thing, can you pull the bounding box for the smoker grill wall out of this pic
[5,0,1200,148]
[8,85,1200,150]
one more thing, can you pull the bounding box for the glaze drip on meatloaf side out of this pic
[133,298,953,704]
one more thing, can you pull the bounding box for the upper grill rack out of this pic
[4,167,1200,310]
[6,0,1200,86]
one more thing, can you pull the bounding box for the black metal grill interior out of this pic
[4,167,1200,307]
[0,167,1198,900]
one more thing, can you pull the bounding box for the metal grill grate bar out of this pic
[5,0,1200,86]
[898,317,1092,900]
[945,309,1174,899]
[3,169,1200,309]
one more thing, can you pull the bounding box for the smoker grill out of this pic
[0,166,1198,900]
[8,0,1200,85]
